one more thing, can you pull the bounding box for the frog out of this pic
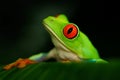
[3,14,107,70]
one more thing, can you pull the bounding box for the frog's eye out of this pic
[63,24,78,39]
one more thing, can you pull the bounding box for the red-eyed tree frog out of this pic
[4,14,107,70]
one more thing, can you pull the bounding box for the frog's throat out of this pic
[43,23,82,59]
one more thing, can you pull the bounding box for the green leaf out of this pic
[0,62,120,80]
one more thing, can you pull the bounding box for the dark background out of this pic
[0,0,119,64]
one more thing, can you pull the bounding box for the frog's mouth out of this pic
[43,23,65,46]
[43,22,82,61]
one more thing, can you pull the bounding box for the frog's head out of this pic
[43,14,100,59]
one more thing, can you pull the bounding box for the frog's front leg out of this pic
[29,48,57,62]
[3,48,57,70]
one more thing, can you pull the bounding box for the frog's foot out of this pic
[3,58,37,70]
[61,59,71,63]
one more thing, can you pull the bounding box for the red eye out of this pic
[63,24,78,39]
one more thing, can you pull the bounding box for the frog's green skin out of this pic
[29,14,107,63]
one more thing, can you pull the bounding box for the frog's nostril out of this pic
[50,19,54,22]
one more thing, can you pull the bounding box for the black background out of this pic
[0,0,120,64]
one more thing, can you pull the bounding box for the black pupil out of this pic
[67,27,73,34]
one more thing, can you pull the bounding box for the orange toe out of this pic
[3,58,37,70]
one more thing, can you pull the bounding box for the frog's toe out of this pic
[17,58,37,68]
[3,58,37,70]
